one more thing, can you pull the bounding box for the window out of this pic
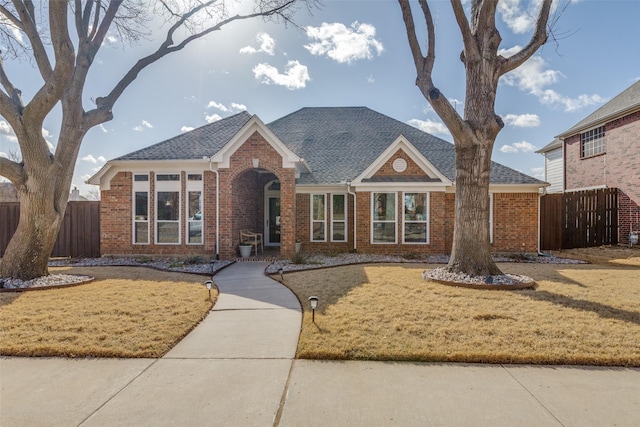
[156,174,180,244]
[403,193,429,244]
[372,192,396,243]
[581,126,605,158]
[132,174,149,244]
[311,194,326,241]
[331,194,347,242]
[187,174,203,244]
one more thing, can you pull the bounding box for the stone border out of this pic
[427,276,536,290]
[0,275,95,293]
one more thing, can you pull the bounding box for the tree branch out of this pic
[23,1,75,126]
[498,0,552,76]
[0,156,24,185]
[0,4,23,29]
[398,0,467,139]
[0,55,23,111]
[93,0,296,117]
[12,0,53,80]
[451,0,478,61]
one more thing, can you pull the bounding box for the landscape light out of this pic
[204,280,213,300]
[278,268,284,282]
[308,296,319,323]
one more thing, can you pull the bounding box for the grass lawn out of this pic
[283,254,640,366]
[0,267,214,358]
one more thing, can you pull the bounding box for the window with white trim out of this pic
[489,193,494,244]
[581,126,605,158]
[311,194,326,241]
[186,174,203,244]
[372,192,397,243]
[331,193,347,242]
[403,192,429,244]
[156,174,180,244]
[133,174,149,244]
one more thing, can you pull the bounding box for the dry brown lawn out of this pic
[0,267,214,358]
[284,249,640,366]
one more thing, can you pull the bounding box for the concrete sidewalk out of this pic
[1,262,639,426]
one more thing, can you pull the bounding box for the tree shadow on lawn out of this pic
[522,289,640,326]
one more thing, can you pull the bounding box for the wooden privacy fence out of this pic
[0,201,100,258]
[540,188,618,250]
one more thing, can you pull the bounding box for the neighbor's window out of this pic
[403,192,429,244]
[187,174,203,244]
[372,192,396,243]
[132,174,149,244]
[331,194,347,242]
[311,194,326,241]
[156,173,181,244]
[581,126,605,158]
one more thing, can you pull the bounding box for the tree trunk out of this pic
[447,140,503,277]
[0,172,65,280]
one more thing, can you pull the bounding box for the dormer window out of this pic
[581,126,605,158]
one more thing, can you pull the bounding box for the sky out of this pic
[1,0,639,197]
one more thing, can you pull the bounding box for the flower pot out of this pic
[295,242,302,253]
[239,245,252,258]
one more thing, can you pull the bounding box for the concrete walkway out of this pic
[2,262,640,426]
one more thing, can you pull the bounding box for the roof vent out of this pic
[392,158,407,173]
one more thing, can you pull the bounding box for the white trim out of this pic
[330,193,348,242]
[402,192,430,245]
[295,184,349,194]
[565,184,608,193]
[352,135,452,186]
[264,180,281,247]
[371,192,398,244]
[487,184,548,193]
[353,183,449,192]
[489,193,494,244]
[186,174,204,245]
[155,174,181,245]
[132,175,150,245]
[310,193,327,242]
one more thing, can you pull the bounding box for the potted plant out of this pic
[239,243,252,258]
[295,240,302,253]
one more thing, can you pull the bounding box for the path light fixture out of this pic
[204,280,213,301]
[308,296,319,323]
[278,268,284,282]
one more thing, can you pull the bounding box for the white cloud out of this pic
[99,124,108,133]
[133,120,153,132]
[500,141,537,153]
[305,21,383,64]
[367,75,375,84]
[253,60,310,90]
[502,113,540,128]
[231,103,247,111]
[500,48,605,112]
[181,126,195,133]
[207,101,229,112]
[407,119,451,137]
[530,166,545,180]
[205,114,222,123]
[497,0,541,34]
[0,151,7,158]
[239,33,276,55]
[82,154,106,164]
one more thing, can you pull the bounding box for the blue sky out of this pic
[1,0,639,197]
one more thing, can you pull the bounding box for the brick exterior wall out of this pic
[564,109,640,244]
[100,134,540,257]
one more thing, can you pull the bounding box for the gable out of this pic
[352,136,452,189]
[210,115,302,171]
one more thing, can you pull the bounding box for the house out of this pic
[537,80,640,243]
[88,107,545,259]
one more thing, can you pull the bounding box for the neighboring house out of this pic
[535,138,563,193]
[88,107,545,259]
[537,80,640,243]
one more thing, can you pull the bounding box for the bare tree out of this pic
[398,0,552,276]
[0,0,314,279]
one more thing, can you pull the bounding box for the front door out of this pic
[266,196,281,245]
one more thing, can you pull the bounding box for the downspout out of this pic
[209,160,220,260]
[347,181,357,252]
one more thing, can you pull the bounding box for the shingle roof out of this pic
[535,138,562,154]
[268,107,542,185]
[112,107,542,186]
[115,111,252,160]
[558,80,640,138]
